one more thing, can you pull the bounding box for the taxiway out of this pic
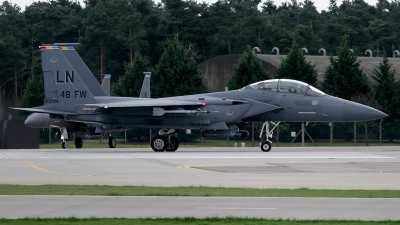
[1,146,400,220]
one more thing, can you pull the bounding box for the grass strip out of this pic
[0,185,399,198]
[0,218,399,225]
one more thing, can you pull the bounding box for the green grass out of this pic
[0,185,399,198]
[0,218,399,225]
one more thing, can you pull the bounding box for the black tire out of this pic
[75,137,83,149]
[166,136,179,152]
[151,136,167,152]
[61,141,67,149]
[260,141,271,152]
[109,136,116,148]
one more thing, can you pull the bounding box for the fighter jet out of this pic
[14,44,388,152]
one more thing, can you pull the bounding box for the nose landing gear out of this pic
[259,121,280,152]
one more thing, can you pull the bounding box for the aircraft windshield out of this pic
[248,79,325,96]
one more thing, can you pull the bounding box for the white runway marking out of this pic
[197,207,276,210]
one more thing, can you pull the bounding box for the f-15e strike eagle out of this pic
[14,43,387,152]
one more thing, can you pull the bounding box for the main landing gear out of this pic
[151,129,180,152]
[259,121,280,152]
[108,136,116,148]
[73,135,116,148]
[58,127,117,149]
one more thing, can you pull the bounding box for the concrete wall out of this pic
[0,98,39,149]
[0,120,39,149]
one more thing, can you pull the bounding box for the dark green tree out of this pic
[372,50,399,120]
[80,0,116,82]
[275,40,318,86]
[153,36,206,98]
[21,57,44,109]
[0,35,27,98]
[227,47,271,90]
[112,54,151,97]
[368,19,393,56]
[115,0,147,64]
[322,35,372,100]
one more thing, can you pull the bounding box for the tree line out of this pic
[1,0,400,98]
[2,0,400,141]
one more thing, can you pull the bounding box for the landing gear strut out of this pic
[151,129,180,152]
[60,127,68,149]
[259,121,280,152]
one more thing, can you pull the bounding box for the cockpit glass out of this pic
[277,80,307,95]
[248,79,325,96]
[307,85,325,96]
[249,80,278,91]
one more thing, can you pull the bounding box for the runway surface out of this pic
[1,146,400,220]
[1,196,399,220]
[1,146,400,189]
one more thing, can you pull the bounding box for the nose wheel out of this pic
[260,141,271,152]
[61,140,67,149]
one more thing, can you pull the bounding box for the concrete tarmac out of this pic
[1,196,399,220]
[1,146,400,189]
[1,146,400,220]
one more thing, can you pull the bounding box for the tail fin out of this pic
[101,74,111,96]
[54,43,107,97]
[139,72,151,98]
[40,45,96,106]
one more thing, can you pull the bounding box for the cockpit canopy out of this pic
[247,79,325,97]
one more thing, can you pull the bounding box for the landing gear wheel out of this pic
[261,141,271,152]
[166,136,179,152]
[109,136,116,148]
[151,136,167,152]
[75,137,83,148]
[61,141,67,149]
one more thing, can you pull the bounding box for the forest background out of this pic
[1,0,400,143]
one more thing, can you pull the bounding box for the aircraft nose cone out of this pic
[343,100,388,121]
[25,113,49,128]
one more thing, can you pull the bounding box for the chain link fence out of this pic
[39,120,400,147]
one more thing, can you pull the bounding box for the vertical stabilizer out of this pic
[139,72,151,98]
[55,43,107,96]
[40,45,96,106]
[101,74,111,96]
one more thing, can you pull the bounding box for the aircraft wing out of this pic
[88,99,205,108]
[11,107,77,115]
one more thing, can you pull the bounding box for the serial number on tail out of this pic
[60,91,87,98]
